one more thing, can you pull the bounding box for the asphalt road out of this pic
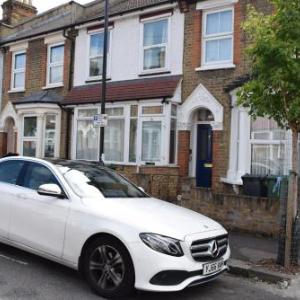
[0,242,299,300]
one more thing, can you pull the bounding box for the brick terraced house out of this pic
[0,0,291,235]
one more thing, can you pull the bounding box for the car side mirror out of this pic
[138,187,145,193]
[37,184,65,199]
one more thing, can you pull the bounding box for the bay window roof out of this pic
[12,90,63,105]
[61,75,181,106]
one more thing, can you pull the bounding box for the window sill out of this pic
[221,177,243,185]
[196,63,236,72]
[8,89,25,93]
[42,83,64,90]
[85,77,112,84]
[139,70,171,77]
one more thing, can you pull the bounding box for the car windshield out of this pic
[55,162,148,198]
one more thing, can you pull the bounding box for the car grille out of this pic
[190,234,229,262]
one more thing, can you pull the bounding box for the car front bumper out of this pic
[128,229,231,292]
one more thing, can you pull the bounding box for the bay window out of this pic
[202,7,234,69]
[89,31,110,78]
[73,102,175,165]
[142,18,168,71]
[224,92,290,185]
[104,108,125,162]
[47,44,64,86]
[44,115,56,158]
[250,118,286,176]
[12,51,26,90]
[76,108,99,161]
[22,116,37,157]
[142,121,162,162]
[129,105,138,162]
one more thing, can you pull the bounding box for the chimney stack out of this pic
[2,0,37,26]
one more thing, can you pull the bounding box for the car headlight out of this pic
[139,233,183,257]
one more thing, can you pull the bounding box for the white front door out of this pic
[0,160,25,238]
[9,161,70,258]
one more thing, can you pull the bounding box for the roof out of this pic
[13,90,63,105]
[76,0,173,25]
[1,0,174,45]
[61,75,181,105]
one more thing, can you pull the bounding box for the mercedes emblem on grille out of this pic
[209,240,219,258]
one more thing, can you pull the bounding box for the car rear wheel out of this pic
[83,236,135,298]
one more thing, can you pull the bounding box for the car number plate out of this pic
[203,259,224,275]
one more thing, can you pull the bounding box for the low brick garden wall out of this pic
[180,178,280,237]
[111,165,180,202]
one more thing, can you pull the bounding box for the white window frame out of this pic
[223,91,291,185]
[138,102,167,165]
[140,14,171,75]
[249,119,288,176]
[11,50,26,92]
[72,101,174,166]
[75,107,100,161]
[21,115,38,157]
[43,114,58,158]
[87,28,112,81]
[198,6,235,71]
[104,106,126,164]
[46,42,65,88]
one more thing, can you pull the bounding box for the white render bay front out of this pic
[67,3,184,166]
[71,100,179,166]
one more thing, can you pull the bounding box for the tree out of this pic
[238,0,300,267]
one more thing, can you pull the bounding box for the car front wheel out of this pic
[83,236,135,298]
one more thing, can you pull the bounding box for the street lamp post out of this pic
[99,0,109,164]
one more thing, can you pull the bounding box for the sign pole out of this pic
[99,0,109,164]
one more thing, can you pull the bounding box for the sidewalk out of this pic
[228,231,300,285]
[229,231,278,264]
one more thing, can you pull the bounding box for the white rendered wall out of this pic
[73,7,184,86]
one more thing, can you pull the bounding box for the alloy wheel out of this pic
[89,245,125,291]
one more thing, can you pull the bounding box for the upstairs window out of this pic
[143,19,168,71]
[89,31,110,78]
[202,8,234,68]
[12,51,26,90]
[47,44,64,85]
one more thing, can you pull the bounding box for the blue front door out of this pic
[196,124,213,188]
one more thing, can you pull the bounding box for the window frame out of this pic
[249,118,287,176]
[201,6,235,70]
[140,15,171,75]
[43,114,57,159]
[72,101,173,166]
[11,50,26,91]
[21,115,38,158]
[87,28,112,81]
[46,42,65,87]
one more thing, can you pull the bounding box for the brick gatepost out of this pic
[0,132,8,157]
[178,130,190,177]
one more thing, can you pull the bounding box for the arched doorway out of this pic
[191,108,215,188]
[4,117,16,154]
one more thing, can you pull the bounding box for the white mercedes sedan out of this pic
[0,156,230,298]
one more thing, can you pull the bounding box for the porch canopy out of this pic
[61,75,181,105]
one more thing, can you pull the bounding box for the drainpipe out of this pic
[63,28,78,159]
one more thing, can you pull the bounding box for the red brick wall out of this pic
[181,0,273,193]
[177,130,190,177]
[2,37,73,158]
[0,132,7,157]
